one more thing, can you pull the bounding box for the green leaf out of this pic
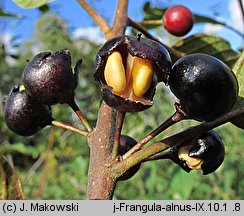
[169,170,195,199]
[0,155,25,200]
[172,34,240,67]
[230,50,244,129]
[0,143,40,158]
[0,7,22,18]
[194,14,223,25]
[12,0,54,9]
[233,51,244,98]
[143,1,166,21]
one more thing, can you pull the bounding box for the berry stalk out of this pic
[51,120,88,137]
[122,104,188,159]
[68,99,93,132]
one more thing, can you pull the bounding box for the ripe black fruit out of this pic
[169,53,238,121]
[118,135,141,181]
[4,85,52,136]
[171,130,225,175]
[94,35,172,112]
[22,49,81,105]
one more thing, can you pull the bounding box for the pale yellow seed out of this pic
[178,145,203,170]
[104,51,126,94]
[19,85,26,92]
[131,57,153,98]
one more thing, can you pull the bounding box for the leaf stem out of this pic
[51,120,88,137]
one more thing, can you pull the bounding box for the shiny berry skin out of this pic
[118,135,141,181]
[22,49,81,105]
[94,35,172,112]
[4,85,52,136]
[171,130,225,175]
[169,53,238,122]
[163,5,194,36]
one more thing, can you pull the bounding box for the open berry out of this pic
[4,84,52,136]
[22,49,81,105]
[118,135,141,181]
[94,35,171,112]
[169,53,238,121]
[170,130,225,175]
[163,5,194,36]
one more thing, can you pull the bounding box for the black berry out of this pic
[4,85,52,136]
[169,53,238,121]
[171,130,225,175]
[22,49,81,105]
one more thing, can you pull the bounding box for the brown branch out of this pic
[76,0,114,39]
[86,0,131,200]
[127,17,184,58]
[112,0,128,35]
[86,101,117,199]
[112,107,244,178]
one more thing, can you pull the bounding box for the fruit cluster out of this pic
[4,33,239,176]
[95,35,238,121]
[94,34,238,175]
[4,49,82,136]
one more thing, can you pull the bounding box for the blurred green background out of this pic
[1,4,244,200]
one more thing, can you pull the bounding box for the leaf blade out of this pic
[230,51,244,129]
[12,0,54,9]
[172,34,240,67]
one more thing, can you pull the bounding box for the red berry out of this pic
[163,5,194,36]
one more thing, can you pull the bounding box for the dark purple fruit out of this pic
[170,130,225,175]
[169,53,238,121]
[22,49,81,105]
[94,35,172,112]
[118,135,141,181]
[163,5,194,37]
[4,84,52,136]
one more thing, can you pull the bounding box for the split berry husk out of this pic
[4,84,52,136]
[22,49,81,105]
[94,35,172,112]
[118,135,141,181]
[169,53,239,122]
[163,5,194,36]
[170,130,225,175]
